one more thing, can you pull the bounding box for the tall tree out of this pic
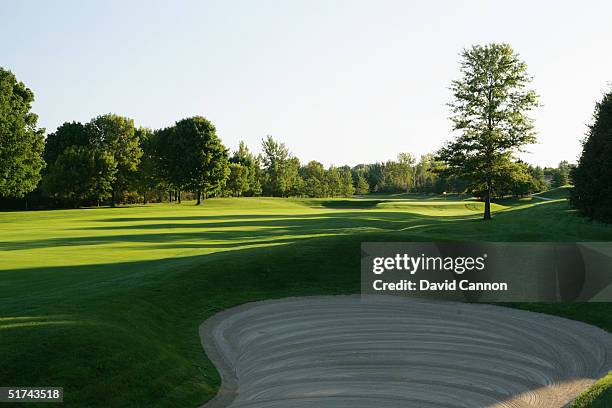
[43,121,90,167]
[260,136,300,197]
[300,161,327,197]
[549,160,573,188]
[165,116,229,204]
[226,162,249,197]
[356,173,369,195]
[386,153,415,192]
[133,127,164,204]
[87,114,142,207]
[0,67,45,198]
[363,163,387,193]
[571,89,612,222]
[325,167,343,197]
[490,160,531,198]
[155,125,182,200]
[339,167,356,197]
[438,43,539,219]
[42,146,116,207]
[527,165,548,193]
[414,154,440,192]
[230,141,261,196]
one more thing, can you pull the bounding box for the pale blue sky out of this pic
[2,0,611,167]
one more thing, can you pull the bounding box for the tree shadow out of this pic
[318,200,385,209]
[1,211,481,251]
[1,226,609,408]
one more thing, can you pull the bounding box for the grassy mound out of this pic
[534,186,571,200]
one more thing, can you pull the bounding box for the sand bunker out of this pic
[200,296,612,407]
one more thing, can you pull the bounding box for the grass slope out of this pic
[1,192,611,407]
[534,185,571,200]
[571,372,612,408]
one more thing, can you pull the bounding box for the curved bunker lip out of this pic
[199,295,612,408]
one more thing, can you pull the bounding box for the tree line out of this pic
[1,41,606,221]
[0,101,570,211]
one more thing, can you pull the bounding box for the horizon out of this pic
[3,0,612,167]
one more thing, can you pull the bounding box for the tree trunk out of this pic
[196,190,201,205]
[143,192,147,205]
[484,189,492,220]
[111,187,116,208]
[178,191,181,204]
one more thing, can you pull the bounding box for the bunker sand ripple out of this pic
[200,296,612,408]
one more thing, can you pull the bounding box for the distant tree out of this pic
[386,153,415,192]
[300,160,325,180]
[260,136,300,197]
[398,153,416,191]
[527,165,548,193]
[300,161,327,197]
[363,163,387,193]
[355,173,369,195]
[42,146,116,206]
[289,171,305,197]
[325,167,343,197]
[230,141,261,196]
[491,160,533,197]
[226,162,249,196]
[548,160,572,188]
[414,154,440,192]
[571,89,612,222]
[133,127,163,204]
[0,67,45,198]
[43,121,90,166]
[302,176,324,197]
[155,125,183,200]
[87,114,142,207]
[173,116,229,204]
[339,167,356,197]
[438,43,539,219]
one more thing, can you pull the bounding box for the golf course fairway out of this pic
[2,191,612,407]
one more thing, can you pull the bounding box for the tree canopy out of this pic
[0,52,569,210]
[87,114,142,206]
[42,146,116,206]
[0,67,45,198]
[156,116,229,204]
[228,141,261,197]
[571,89,612,222]
[438,43,539,219]
[261,136,301,197]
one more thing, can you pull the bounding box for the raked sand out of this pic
[199,296,612,408]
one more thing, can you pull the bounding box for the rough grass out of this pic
[1,194,611,407]
[571,372,612,408]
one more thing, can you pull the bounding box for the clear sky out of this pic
[2,0,611,167]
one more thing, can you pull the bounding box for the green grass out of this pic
[571,372,612,408]
[534,185,572,199]
[1,192,611,407]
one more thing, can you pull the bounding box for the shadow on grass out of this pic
[0,211,480,251]
[3,200,604,254]
[318,200,385,209]
[2,224,611,408]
